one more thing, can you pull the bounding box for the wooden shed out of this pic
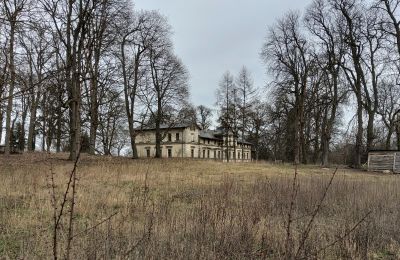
[368,151,400,173]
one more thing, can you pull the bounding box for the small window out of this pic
[203,150,206,158]
[191,149,194,158]
[218,151,221,159]
[214,150,216,158]
[176,133,180,141]
[146,149,150,158]
[208,140,210,144]
[168,133,172,142]
[191,133,194,142]
[207,150,210,158]
[203,139,205,144]
[168,148,172,158]
[238,152,241,159]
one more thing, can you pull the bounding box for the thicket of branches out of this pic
[0,0,191,160]
[1,0,400,167]
[254,0,400,167]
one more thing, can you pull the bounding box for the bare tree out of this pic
[196,105,213,130]
[116,10,169,159]
[236,66,257,161]
[261,11,314,164]
[216,71,236,162]
[145,46,189,158]
[305,0,347,166]
[2,0,28,154]
[332,0,366,168]
[41,0,99,160]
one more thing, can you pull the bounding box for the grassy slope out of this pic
[0,153,399,259]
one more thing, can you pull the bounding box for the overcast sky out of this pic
[134,0,313,109]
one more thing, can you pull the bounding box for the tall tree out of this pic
[145,47,189,158]
[42,0,97,160]
[305,0,347,166]
[236,66,256,161]
[2,0,28,154]
[216,71,236,162]
[332,0,366,168]
[261,11,314,164]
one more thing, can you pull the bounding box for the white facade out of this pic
[136,124,252,161]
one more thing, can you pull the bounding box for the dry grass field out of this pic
[0,153,399,259]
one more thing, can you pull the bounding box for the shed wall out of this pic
[368,152,400,173]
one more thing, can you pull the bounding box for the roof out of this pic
[199,130,223,140]
[237,139,253,145]
[198,130,253,145]
[368,150,400,153]
[139,122,200,131]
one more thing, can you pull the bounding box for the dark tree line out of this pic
[258,0,400,167]
[0,0,190,159]
[2,0,400,167]
[213,0,400,167]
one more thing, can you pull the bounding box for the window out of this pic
[208,140,210,144]
[146,149,150,158]
[214,150,216,158]
[191,149,194,158]
[207,150,210,158]
[176,133,180,141]
[238,152,241,159]
[168,133,172,142]
[203,150,206,158]
[168,148,172,158]
[191,133,194,142]
[218,151,221,159]
[203,139,205,144]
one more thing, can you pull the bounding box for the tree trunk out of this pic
[4,21,16,155]
[386,127,393,150]
[89,77,98,155]
[0,110,3,143]
[155,98,162,158]
[396,123,400,151]
[56,92,62,153]
[27,88,40,152]
[355,96,363,168]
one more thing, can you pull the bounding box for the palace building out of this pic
[136,123,253,161]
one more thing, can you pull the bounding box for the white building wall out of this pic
[135,126,252,161]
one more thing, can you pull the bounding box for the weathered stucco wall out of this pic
[136,126,252,161]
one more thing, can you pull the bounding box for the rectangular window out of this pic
[203,150,205,158]
[207,150,210,158]
[214,150,216,158]
[218,151,221,159]
[168,148,172,158]
[146,149,150,158]
[191,133,194,142]
[191,149,194,158]
[238,152,241,159]
[176,133,180,141]
[168,133,172,142]
[208,140,210,144]
[203,139,205,144]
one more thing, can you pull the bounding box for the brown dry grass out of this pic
[0,153,399,259]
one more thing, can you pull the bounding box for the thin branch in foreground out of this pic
[295,168,338,258]
[303,210,373,259]
[285,163,299,259]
